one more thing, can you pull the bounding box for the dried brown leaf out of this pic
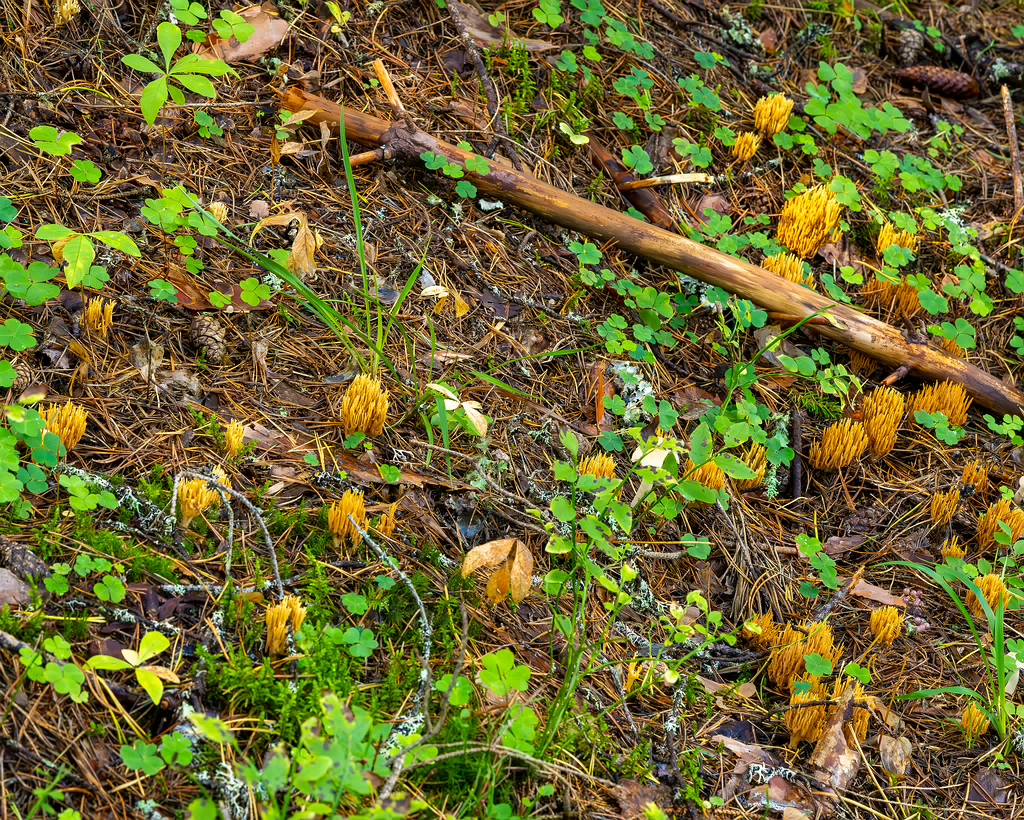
[450,1,555,52]
[485,561,511,603]
[288,215,317,278]
[195,3,290,62]
[509,541,533,603]
[878,735,912,777]
[462,538,517,577]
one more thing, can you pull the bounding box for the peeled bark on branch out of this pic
[280,88,1024,416]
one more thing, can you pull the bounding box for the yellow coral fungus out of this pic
[743,611,779,649]
[283,595,307,634]
[265,601,291,656]
[54,0,80,26]
[208,201,229,224]
[41,402,89,453]
[942,537,965,561]
[968,573,1010,619]
[940,337,967,359]
[686,460,726,493]
[847,351,876,376]
[735,443,767,490]
[961,702,991,743]
[328,490,367,551]
[776,185,843,259]
[768,621,843,690]
[785,675,828,747]
[877,222,919,255]
[579,453,617,480]
[763,251,815,289]
[374,502,399,538]
[861,278,923,318]
[179,478,219,529]
[732,131,762,161]
[962,460,989,499]
[753,93,795,137]
[84,298,115,339]
[862,386,904,458]
[977,499,1024,549]
[808,419,869,471]
[931,488,961,527]
[870,606,905,646]
[907,380,972,427]
[341,375,389,438]
[224,420,245,460]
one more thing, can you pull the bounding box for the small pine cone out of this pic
[0,536,50,583]
[894,66,981,99]
[189,315,228,364]
[896,28,925,66]
[10,364,39,395]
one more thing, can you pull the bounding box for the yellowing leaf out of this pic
[462,538,517,577]
[135,666,165,705]
[425,383,459,402]
[485,561,511,603]
[453,291,471,318]
[120,649,140,667]
[461,402,490,437]
[509,541,533,603]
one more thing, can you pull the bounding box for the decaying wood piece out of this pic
[586,135,676,231]
[280,88,1024,416]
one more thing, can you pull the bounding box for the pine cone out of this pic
[896,28,925,66]
[0,536,50,583]
[189,315,228,364]
[895,65,981,99]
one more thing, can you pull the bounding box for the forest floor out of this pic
[1,0,1024,818]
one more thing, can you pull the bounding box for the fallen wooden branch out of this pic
[280,87,1024,416]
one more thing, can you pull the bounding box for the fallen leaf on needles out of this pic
[697,676,758,700]
[509,538,533,602]
[810,688,860,792]
[879,734,912,777]
[486,561,511,603]
[968,768,1008,804]
[611,780,672,820]
[195,2,289,62]
[131,341,164,381]
[140,664,181,684]
[463,538,533,604]
[451,0,555,52]
[288,214,317,278]
[462,538,517,576]
[851,579,904,607]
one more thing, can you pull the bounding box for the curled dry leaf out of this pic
[461,538,516,576]
[509,538,533,603]
[250,211,317,279]
[878,734,912,777]
[462,538,533,604]
[485,561,511,603]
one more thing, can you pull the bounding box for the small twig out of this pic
[398,742,618,786]
[371,59,415,132]
[811,566,866,622]
[881,364,910,387]
[1002,85,1024,217]
[790,407,803,500]
[379,605,470,799]
[348,147,393,168]
[445,0,524,171]
[617,172,713,190]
